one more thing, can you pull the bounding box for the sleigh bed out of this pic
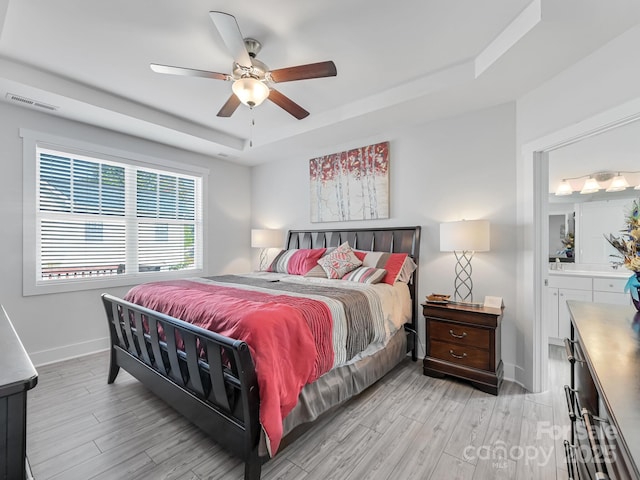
[102,226,421,480]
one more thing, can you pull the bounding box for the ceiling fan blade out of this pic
[150,63,229,81]
[268,89,309,120]
[269,61,337,83]
[217,94,241,117]
[209,11,252,67]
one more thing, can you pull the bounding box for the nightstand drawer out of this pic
[428,319,490,349]
[429,340,491,371]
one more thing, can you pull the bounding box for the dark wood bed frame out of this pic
[102,226,421,480]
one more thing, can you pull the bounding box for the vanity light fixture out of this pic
[580,176,602,194]
[554,170,640,196]
[555,179,573,196]
[606,173,630,192]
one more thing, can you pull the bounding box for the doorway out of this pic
[522,97,640,393]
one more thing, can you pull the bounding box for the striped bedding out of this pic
[124,272,411,456]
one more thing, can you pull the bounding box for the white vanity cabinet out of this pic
[547,275,592,341]
[547,272,633,342]
[592,277,631,306]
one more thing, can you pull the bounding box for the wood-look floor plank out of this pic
[344,414,423,480]
[28,441,101,480]
[83,452,155,480]
[444,389,497,464]
[473,456,517,480]
[44,443,150,480]
[134,443,219,480]
[515,400,557,480]
[398,373,449,424]
[481,380,526,452]
[389,396,466,480]
[430,452,476,480]
[27,348,573,480]
[28,412,138,466]
[301,424,381,480]
[189,445,244,480]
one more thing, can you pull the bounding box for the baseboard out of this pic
[29,337,110,367]
[502,361,527,390]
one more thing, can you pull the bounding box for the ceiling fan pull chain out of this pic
[249,114,255,148]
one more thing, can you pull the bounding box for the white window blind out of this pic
[36,147,203,282]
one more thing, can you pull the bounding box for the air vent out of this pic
[6,93,58,111]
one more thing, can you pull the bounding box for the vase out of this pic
[631,273,640,312]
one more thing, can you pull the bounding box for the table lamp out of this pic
[440,219,490,304]
[251,229,282,270]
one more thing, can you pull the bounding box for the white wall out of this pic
[0,102,252,365]
[252,103,520,381]
[517,24,640,146]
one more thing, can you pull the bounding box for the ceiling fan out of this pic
[150,11,337,120]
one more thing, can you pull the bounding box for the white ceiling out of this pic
[1,0,640,166]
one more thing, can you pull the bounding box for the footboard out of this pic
[101,293,263,480]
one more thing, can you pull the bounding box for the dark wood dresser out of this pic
[422,302,503,395]
[566,301,640,479]
[0,306,38,480]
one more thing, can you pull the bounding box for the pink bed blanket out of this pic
[125,279,334,455]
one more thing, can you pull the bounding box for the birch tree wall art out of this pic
[310,141,389,222]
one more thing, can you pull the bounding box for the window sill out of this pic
[23,269,205,296]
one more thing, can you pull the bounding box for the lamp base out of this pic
[258,248,269,271]
[453,250,475,303]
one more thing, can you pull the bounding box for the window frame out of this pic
[21,129,208,296]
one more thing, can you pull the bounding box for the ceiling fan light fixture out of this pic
[580,177,601,194]
[555,179,573,196]
[605,174,629,192]
[232,77,269,108]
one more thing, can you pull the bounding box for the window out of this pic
[22,130,206,295]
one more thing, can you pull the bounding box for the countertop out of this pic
[548,269,630,279]
[567,301,640,478]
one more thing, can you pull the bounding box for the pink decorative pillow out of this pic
[317,242,362,279]
[342,266,387,284]
[352,250,413,285]
[304,248,336,277]
[268,248,327,275]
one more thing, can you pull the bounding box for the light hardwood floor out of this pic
[27,347,570,480]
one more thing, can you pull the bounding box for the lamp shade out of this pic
[251,229,281,248]
[580,177,601,194]
[606,174,629,192]
[555,180,573,196]
[440,220,490,252]
[232,77,269,107]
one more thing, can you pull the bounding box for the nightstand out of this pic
[422,302,503,395]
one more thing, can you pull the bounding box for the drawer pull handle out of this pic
[449,329,467,339]
[563,338,575,363]
[449,349,467,359]
[563,441,579,480]
[564,385,577,421]
[581,409,610,478]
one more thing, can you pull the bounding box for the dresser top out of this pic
[0,306,37,395]
[567,301,640,476]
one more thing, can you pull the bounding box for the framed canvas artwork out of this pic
[309,141,389,222]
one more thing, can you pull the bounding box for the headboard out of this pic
[286,226,421,332]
